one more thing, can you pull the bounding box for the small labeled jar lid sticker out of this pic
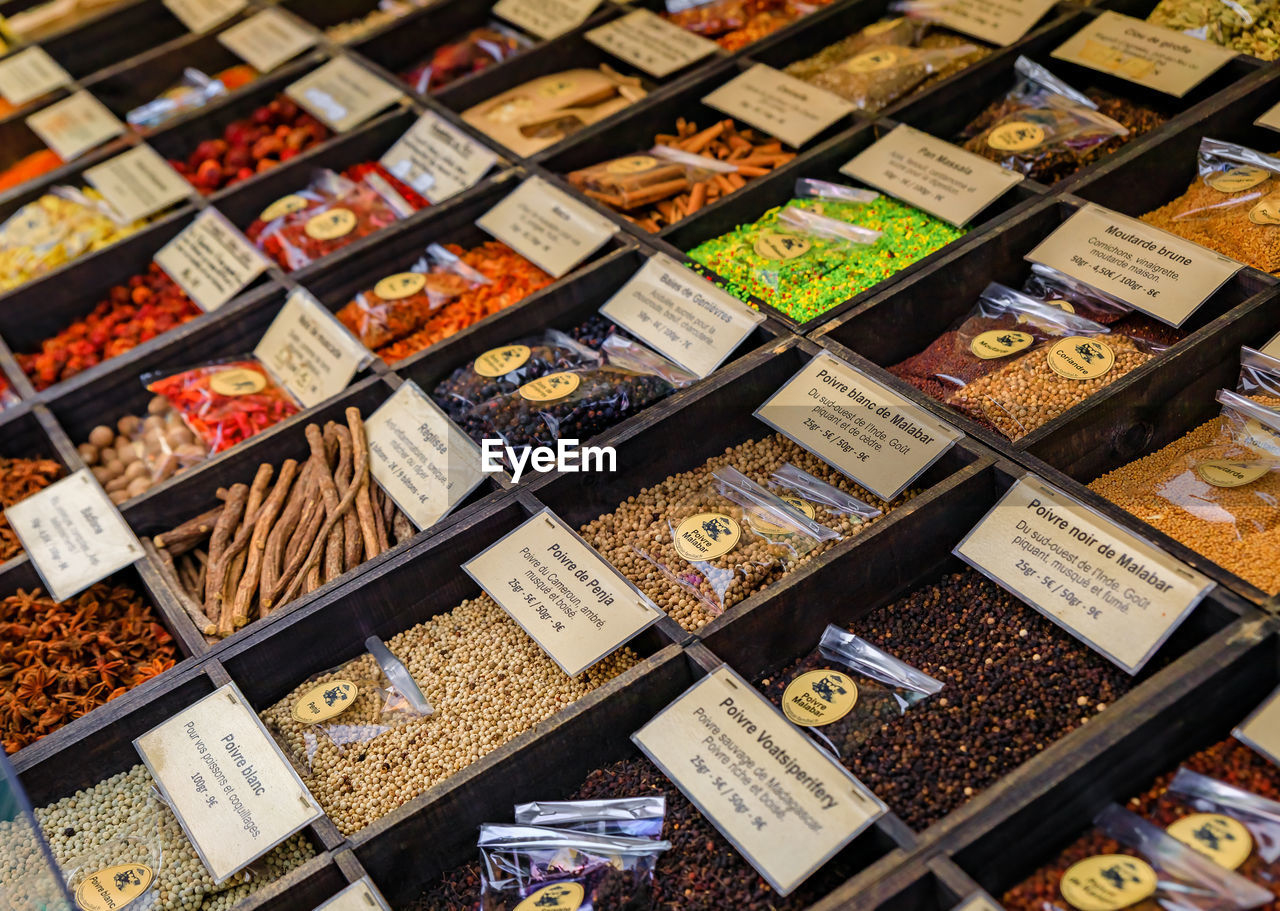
[375,272,427,300]
[1166,813,1253,870]
[970,329,1035,359]
[518,371,581,402]
[987,120,1046,152]
[1059,854,1158,911]
[209,367,267,396]
[475,344,533,378]
[782,670,859,727]
[305,208,357,240]
[1206,165,1272,193]
[673,512,741,561]
[1046,336,1115,380]
[514,883,584,911]
[1195,459,1273,488]
[754,231,812,260]
[74,864,155,911]
[292,680,359,723]
[260,194,309,222]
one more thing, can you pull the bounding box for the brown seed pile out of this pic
[80,397,209,505]
[1089,404,1280,595]
[259,595,638,834]
[947,335,1156,440]
[759,570,1139,830]
[579,434,913,631]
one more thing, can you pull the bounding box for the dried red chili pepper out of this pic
[0,457,64,562]
[144,359,300,454]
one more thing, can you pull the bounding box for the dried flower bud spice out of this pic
[757,570,1139,831]
[17,263,202,391]
[168,95,331,195]
[0,457,64,562]
[0,583,179,754]
[663,0,836,51]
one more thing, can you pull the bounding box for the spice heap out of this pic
[0,457,65,562]
[152,407,412,641]
[402,25,531,94]
[259,595,638,833]
[566,119,795,232]
[687,195,964,322]
[785,19,988,112]
[17,263,202,391]
[79,397,209,505]
[410,756,852,910]
[0,149,63,194]
[1002,737,1280,908]
[0,188,150,292]
[1147,0,1280,59]
[145,359,300,455]
[339,242,554,364]
[327,0,428,42]
[757,570,1138,830]
[663,0,835,51]
[168,96,331,194]
[0,582,178,753]
[580,434,908,631]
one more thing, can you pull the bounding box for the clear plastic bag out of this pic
[512,797,666,839]
[796,177,880,204]
[566,144,738,212]
[1020,263,1189,348]
[403,24,532,94]
[631,465,840,617]
[1046,804,1271,911]
[802,41,981,112]
[765,462,882,539]
[126,66,256,130]
[477,824,671,911]
[749,202,883,295]
[60,802,164,911]
[1161,768,1280,886]
[756,623,942,760]
[1238,346,1280,406]
[265,636,432,775]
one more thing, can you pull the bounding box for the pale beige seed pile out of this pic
[261,595,638,834]
[579,434,914,631]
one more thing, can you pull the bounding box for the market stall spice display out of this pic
[259,595,639,834]
[0,581,179,753]
[758,569,1139,830]
[663,0,836,51]
[150,407,413,641]
[0,457,65,562]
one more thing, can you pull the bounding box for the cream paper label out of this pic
[0,47,71,106]
[1234,684,1280,767]
[493,0,599,39]
[286,57,403,133]
[586,9,719,78]
[379,111,499,204]
[218,9,318,73]
[154,210,268,312]
[477,177,616,278]
[84,145,192,223]
[703,64,853,149]
[163,0,247,33]
[254,291,370,407]
[313,879,392,911]
[27,90,125,161]
[919,0,1058,44]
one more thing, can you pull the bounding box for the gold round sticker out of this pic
[475,344,532,378]
[518,371,581,402]
[260,194,309,222]
[782,670,859,727]
[1059,855,1158,911]
[305,208,357,240]
[374,272,427,300]
[863,17,906,34]
[75,864,155,911]
[1243,417,1280,451]
[753,495,817,536]
[754,231,812,260]
[1167,813,1253,870]
[970,329,1035,360]
[1206,165,1271,193]
[986,121,1047,152]
[292,680,359,724]
[209,367,267,396]
[1249,193,1280,225]
[1047,300,1076,314]
[673,512,741,561]
[513,883,585,911]
[606,155,659,175]
[844,48,900,72]
[1195,460,1273,488]
[1046,337,1115,381]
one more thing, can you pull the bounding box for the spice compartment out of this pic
[31,0,191,81]
[812,855,989,911]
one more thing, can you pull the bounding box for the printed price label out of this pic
[163,0,247,33]
[916,0,1058,45]
[314,880,391,911]
[365,382,485,531]
[1257,101,1280,132]
[703,64,853,148]
[840,125,1023,227]
[477,176,616,278]
[254,291,370,407]
[493,0,599,39]
[586,9,718,77]
[1234,684,1280,767]
[84,144,193,224]
[218,8,318,73]
[755,352,962,501]
[633,666,885,896]
[464,509,662,676]
[600,253,763,378]
[0,47,72,106]
[27,90,125,161]
[1026,203,1241,327]
[1262,330,1280,358]
[379,111,498,204]
[954,474,1214,674]
[286,57,402,133]
[134,684,323,883]
[155,210,268,312]
[1052,12,1235,97]
[5,470,143,602]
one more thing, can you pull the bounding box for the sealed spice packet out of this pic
[751,203,883,295]
[1142,139,1280,273]
[801,41,982,112]
[265,636,432,775]
[477,824,671,911]
[512,797,666,838]
[1021,263,1189,348]
[632,465,840,616]
[1157,768,1280,889]
[765,462,882,538]
[143,357,302,454]
[125,65,256,130]
[757,624,942,760]
[403,24,532,94]
[1237,346,1280,405]
[59,809,165,911]
[1046,804,1271,911]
